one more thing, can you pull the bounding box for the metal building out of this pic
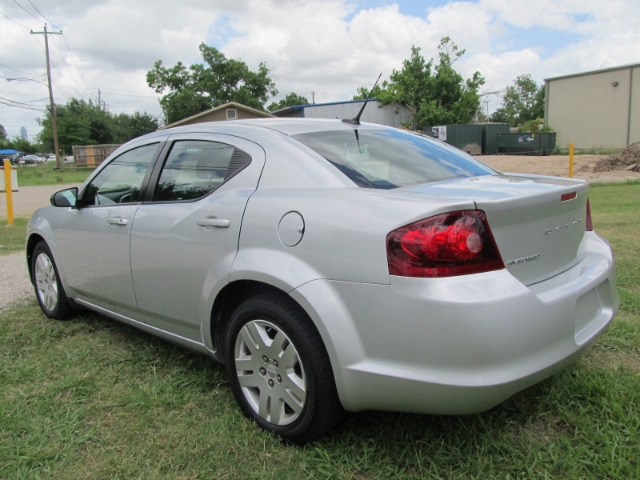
[273,99,413,128]
[545,63,640,151]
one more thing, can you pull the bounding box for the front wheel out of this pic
[224,293,343,443]
[31,242,72,320]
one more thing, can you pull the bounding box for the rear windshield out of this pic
[292,128,495,189]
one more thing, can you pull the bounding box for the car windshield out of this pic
[292,128,495,189]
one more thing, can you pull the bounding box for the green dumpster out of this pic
[497,132,556,156]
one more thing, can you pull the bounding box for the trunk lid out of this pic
[401,174,589,285]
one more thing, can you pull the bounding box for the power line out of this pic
[50,35,92,99]
[0,9,31,30]
[0,73,47,84]
[0,96,47,111]
[27,0,57,28]
[0,61,35,76]
[11,0,40,22]
[0,95,47,106]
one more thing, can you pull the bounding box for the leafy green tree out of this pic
[416,37,485,126]
[378,45,434,125]
[0,124,7,142]
[38,99,107,154]
[358,38,484,128]
[112,112,159,143]
[352,84,385,100]
[0,136,38,154]
[267,93,309,112]
[147,43,277,124]
[38,98,158,153]
[490,74,545,126]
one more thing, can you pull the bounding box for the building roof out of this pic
[272,98,374,116]
[159,101,274,130]
[545,62,640,82]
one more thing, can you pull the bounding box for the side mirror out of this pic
[50,187,79,208]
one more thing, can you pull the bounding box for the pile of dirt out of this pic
[594,142,640,173]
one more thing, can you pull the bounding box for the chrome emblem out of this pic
[506,254,541,267]
[545,219,583,235]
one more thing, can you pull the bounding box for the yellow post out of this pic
[569,143,574,178]
[3,159,14,226]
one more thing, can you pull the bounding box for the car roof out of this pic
[147,118,389,140]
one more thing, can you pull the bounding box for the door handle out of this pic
[107,217,128,226]
[196,217,231,228]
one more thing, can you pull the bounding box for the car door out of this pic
[129,134,265,342]
[54,141,161,318]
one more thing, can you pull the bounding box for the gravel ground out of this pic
[1,184,78,312]
[1,157,637,312]
[0,251,33,312]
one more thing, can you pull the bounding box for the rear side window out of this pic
[154,140,251,201]
[292,128,495,189]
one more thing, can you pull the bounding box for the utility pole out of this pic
[31,24,63,168]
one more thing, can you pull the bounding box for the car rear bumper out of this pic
[292,232,618,414]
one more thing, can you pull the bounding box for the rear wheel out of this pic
[31,242,72,320]
[224,293,343,443]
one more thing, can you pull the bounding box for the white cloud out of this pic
[1,0,640,141]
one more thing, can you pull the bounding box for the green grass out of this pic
[0,217,28,255]
[15,162,94,187]
[0,183,638,479]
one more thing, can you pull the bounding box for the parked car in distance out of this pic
[26,118,618,443]
[22,154,46,164]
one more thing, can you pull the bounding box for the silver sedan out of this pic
[26,118,618,443]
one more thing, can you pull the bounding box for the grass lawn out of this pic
[0,217,28,255]
[0,182,638,479]
[14,162,94,187]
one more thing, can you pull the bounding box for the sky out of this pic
[1,0,640,143]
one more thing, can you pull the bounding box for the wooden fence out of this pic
[72,144,120,167]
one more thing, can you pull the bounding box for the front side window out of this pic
[83,143,158,205]
[154,140,251,201]
[292,129,496,189]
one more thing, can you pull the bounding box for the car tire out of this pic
[224,293,343,443]
[31,242,72,320]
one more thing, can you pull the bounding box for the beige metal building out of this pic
[545,63,640,151]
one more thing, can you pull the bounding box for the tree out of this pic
[112,112,159,143]
[352,84,385,100]
[490,74,545,126]
[378,45,434,125]
[0,124,6,142]
[147,43,277,124]
[416,37,485,126]
[0,136,38,154]
[38,98,159,153]
[38,99,107,154]
[267,93,309,112]
[359,38,484,128]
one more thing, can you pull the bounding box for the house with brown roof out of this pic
[159,102,274,130]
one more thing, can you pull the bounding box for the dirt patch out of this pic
[593,142,640,173]
[477,154,640,183]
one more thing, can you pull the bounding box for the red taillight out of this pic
[586,199,593,231]
[387,210,504,278]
